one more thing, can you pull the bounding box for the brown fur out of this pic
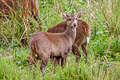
[28,12,80,71]
[48,20,91,63]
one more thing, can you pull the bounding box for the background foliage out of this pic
[0,0,120,80]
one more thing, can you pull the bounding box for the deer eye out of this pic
[68,19,71,21]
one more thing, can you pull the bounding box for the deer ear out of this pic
[77,11,82,18]
[62,12,70,19]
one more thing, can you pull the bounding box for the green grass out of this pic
[0,0,120,80]
[0,37,120,80]
[0,45,120,80]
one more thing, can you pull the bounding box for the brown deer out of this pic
[27,11,81,71]
[48,13,91,63]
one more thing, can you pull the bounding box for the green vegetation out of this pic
[0,0,120,80]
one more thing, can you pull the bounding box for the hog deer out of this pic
[27,11,81,71]
[48,13,91,63]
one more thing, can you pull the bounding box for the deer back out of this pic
[48,20,91,44]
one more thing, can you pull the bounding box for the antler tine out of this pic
[74,9,77,15]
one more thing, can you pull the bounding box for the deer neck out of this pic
[65,25,76,43]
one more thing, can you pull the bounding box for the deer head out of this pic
[62,11,82,31]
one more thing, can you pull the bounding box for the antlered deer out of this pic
[27,11,81,71]
[48,13,91,63]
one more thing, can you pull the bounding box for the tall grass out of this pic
[0,0,120,47]
[0,48,120,80]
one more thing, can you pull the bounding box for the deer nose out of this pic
[73,23,77,27]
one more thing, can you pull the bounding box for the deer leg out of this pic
[51,56,61,66]
[56,57,62,66]
[27,53,38,67]
[32,56,38,67]
[64,53,68,64]
[61,53,67,67]
[81,43,88,63]
[53,57,60,66]
[61,57,65,67]
[40,59,48,72]
[72,45,81,63]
